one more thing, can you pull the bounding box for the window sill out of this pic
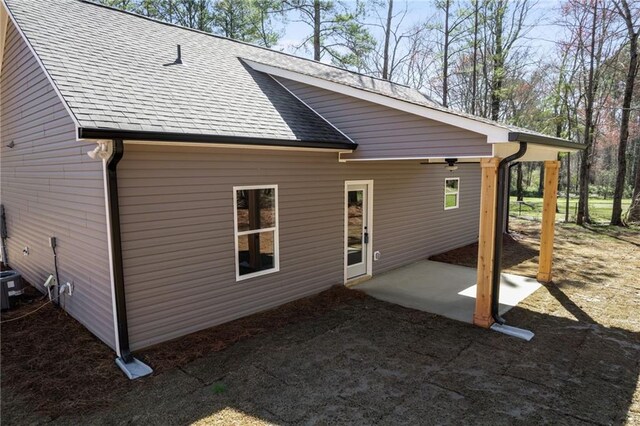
[236,267,280,282]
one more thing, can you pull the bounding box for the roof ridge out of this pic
[76,0,416,90]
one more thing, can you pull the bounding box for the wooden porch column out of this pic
[473,157,500,328]
[537,160,560,283]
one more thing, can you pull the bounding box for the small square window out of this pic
[233,186,279,280]
[444,178,459,210]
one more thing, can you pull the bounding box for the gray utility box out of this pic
[1,270,24,310]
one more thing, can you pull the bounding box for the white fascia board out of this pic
[2,0,81,135]
[243,59,511,144]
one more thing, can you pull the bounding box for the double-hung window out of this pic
[233,185,279,281]
[444,178,460,210]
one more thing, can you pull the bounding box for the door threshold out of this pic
[345,274,372,287]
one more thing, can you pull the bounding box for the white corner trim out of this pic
[0,4,8,75]
[101,157,121,357]
[243,59,511,144]
[1,1,81,133]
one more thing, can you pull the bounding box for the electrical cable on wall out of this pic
[50,237,61,307]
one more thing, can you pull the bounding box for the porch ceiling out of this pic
[355,260,541,324]
[493,142,582,162]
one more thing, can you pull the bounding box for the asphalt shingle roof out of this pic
[5,0,358,146]
[6,0,580,150]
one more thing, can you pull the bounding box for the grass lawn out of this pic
[510,195,632,224]
[1,219,639,424]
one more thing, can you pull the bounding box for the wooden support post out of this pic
[474,157,500,328]
[537,160,560,283]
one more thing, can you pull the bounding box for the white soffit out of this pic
[493,142,578,162]
[243,59,511,144]
[338,153,489,162]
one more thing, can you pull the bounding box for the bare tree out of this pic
[471,0,480,114]
[363,1,432,83]
[381,0,393,79]
[560,0,619,225]
[610,0,639,225]
[435,0,472,108]
[485,0,533,121]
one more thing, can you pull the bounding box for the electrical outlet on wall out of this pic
[63,281,74,296]
[374,251,381,261]
[22,246,29,256]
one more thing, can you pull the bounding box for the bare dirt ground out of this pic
[2,218,639,425]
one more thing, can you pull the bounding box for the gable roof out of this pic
[3,0,356,149]
[3,0,584,152]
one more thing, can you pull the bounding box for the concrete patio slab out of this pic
[356,260,541,323]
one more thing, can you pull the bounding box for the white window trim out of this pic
[233,185,280,281]
[444,178,460,210]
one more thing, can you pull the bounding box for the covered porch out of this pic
[351,142,584,336]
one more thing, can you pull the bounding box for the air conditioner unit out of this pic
[1,270,25,310]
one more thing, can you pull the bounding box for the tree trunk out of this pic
[629,157,640,222]
[565,153,571,222]
[442,0,450,107]
[313,0,321,61]
[538,162,544,196]
[516,163,523,201]
[577,0,599,226]
[381,0,393,80]
[611,1,638,226]
[490,1,504,121]
[471,0,479,115]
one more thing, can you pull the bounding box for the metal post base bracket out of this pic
[490,323,535,341]
[115,356,153,380]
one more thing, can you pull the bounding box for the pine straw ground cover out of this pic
[2,218,639,423]
[0,284,365,420]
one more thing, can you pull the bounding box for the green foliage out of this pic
[97,0,283,46]
[99,0,139,11]
[211,382,227,394]
[284,0,375,70]
[212,0,282,46]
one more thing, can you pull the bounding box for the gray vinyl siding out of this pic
[0,23,115,349]
[275,77,491,159]
[119,144,480,350]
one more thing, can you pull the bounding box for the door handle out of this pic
[364,226,369,244]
